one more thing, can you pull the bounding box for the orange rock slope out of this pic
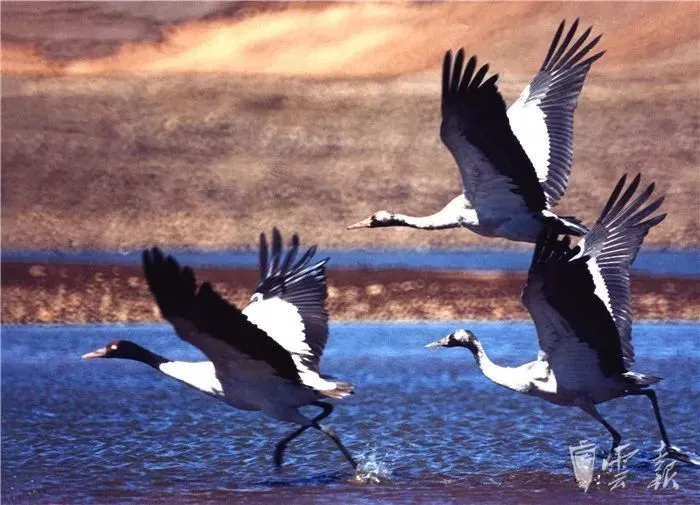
[2,2,697,79]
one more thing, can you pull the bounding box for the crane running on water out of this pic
[348,19,604,242]
[83,229,357,470]
[426,174,698,465]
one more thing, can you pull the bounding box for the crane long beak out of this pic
[347,217,372,230]
[82,347,107,359]
[425,337,448,349]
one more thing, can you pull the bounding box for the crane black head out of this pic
[425,329,479,354]
[82,340,168,368]
[347,210,398,229]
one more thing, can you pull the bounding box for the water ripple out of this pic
[2,322,698,504]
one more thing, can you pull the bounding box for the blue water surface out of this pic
[2,322,699,504]
[3,248,698,276]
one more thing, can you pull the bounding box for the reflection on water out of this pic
[2,322,699,504]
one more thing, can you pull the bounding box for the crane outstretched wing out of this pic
[522,174,665,382]
[142,247,300,382]
[571,174,665,366]
[507,19,604,208]
[441,49,547,218]
[242,228,329,374]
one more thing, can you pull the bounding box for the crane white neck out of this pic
[467,339,531,394]
[389,195,477,230]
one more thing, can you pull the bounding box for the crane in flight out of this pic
[83,229,357,470]
[349,19,604,243]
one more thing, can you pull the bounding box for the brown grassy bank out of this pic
[2,262,697,324]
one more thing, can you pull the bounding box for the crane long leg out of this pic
[274,401,333,468]
[580,403,621,459]
[313,422,357,469]
[627,389,671,447]
[626,389,698,465]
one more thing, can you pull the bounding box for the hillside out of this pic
[2,1,698,249]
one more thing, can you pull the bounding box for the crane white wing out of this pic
[507,19,604,208]
[243,228,329,375]
[572,174,666,367]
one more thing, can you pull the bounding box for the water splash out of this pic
[351,450,393,484]
[668,446,700,467]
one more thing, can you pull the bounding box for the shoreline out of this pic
[3,262,698,324]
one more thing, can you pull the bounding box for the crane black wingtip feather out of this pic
[578,26,592,45]
[585,49,606,66]
[643,213,667,228]
[199,282,215,297]
[472,63,489,88]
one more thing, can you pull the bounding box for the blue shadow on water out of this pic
[3,248,699,276]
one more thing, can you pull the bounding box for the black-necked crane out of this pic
[348,19,604,242]
[83,229,357,469]
[426,174,697,465]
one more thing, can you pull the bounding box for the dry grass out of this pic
[1,2,698,250]
[2,72,698,250]
[2,263,698,323]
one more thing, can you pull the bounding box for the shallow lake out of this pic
[2,322,699,504]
